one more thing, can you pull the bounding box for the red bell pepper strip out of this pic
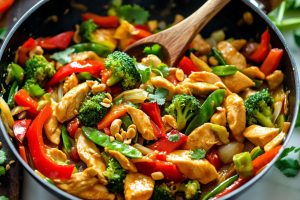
[248,29,270,63]
[14,89,39,115]
[206,149,223,170]
[141,102,165,137]
[13,119,32,143]
[133,26,152,39]
[19,145,28,164]
[148,130,187,153]
[82,13,119,28]
[37,31,74,50]
[178,56,199,75]
[97,104,127,130]
[67,118,80,138]
[0,0,14,14]
[135,160,185,182]
[46,60,105,87]
[17,38,37,66]
[260,48,283,76]
[27,105,74,179]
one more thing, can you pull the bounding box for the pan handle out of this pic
[250,0,283,13]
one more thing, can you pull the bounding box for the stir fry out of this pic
[0,2,290,200]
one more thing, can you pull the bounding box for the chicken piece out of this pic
[108,150,137,172]
[230,39,247,51]
[264,132,285,152]
[63,73,78,94]
[56,82,90,123]
[126,106,157,140]
[185,123,220,151]
[162,115,177,132]
[210,107,227,127]
[124,173,155,200]
[47,148,67,162]
[44,99,61,145]
[174,83,191,95]
[166,150,218,184]
[222,71,255,93]
[75,129,107,184]
[151,76,176,99]
[217,41,247,70]
[190,34,211,55]
[225,93,246,142]
[189,71,222,84]
[182,81,219,96]
[242,66,265,80]
[71,51,105,63]
[266,70,284,90]
[54,168,115,200]
[142,54,162,68]
[243,125,280,147]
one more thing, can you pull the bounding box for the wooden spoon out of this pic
[125,0,231,67]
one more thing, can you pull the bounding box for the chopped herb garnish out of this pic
[168,134,180,142]
[149,88,169,105]
[190,149,206,160]
[275,146,300,177]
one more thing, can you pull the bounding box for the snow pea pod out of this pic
[212,47,226,65]
[212,65,238,77]
[7,81,19,108]
[185,89,226,135]
[72,43,112,57]
[82,126,142,158]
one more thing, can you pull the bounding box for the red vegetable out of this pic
[97,104,127,130]
[135,160,185,182]
[141,102,165,138]
[178,56,199,75]
[17,38,37,65]
[148,130,188,153]
[37,31,74,50]
[0,0,14,14]
[206,149,222,170]
[166,69,179,85]
[19,145,28,164]
[13,119,32,143]
[14,89,39,115]
[67,118,80,138]
[133,26,152,39]
[26,105,74,179]
[46,60,105,87]
[82,13,119,28]
[260,48,283,76]
[248,29,270,63]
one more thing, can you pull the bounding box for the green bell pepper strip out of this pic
[202,174,239,200]
[212,47,226,65]
[7,81,19,108]
[61,124,72,153]
[233,152,253,178]
[8,63,24,82]
[185,89,226,134]
[82,126,142,158]
[212,65,238,77]
[72,43,112,57]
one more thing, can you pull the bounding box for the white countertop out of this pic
[22,31,300,200]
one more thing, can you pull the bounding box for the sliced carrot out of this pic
[97,104,127,130]
[260,48,283,76]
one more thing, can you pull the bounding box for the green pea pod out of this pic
[7,81,19,108]
[202,174,239,200]
[212,65,238,77]
[185,89,226,135]
[72,43,112,57]
[212,47,226,65]
[61,125,72,153]
[121,115,133,131]
[82,126,142,158]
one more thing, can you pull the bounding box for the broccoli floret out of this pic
[166,94,201,131]
[80,20,98,42]
[182,180,201,200]
[245,89,274,127]
[23,78,45,97]
[78,93,110,126]
[152,183,174,200]
[101,152,126,194]
[25,55,56,85]
[105,51,140,90]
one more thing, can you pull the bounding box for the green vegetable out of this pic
[101,152,126,194]
[135,63,151,83]
[189,149,206,160]
[252,79,264,88]
[6,63,24,83]
[50,48,75,65]
[0,166,5,176]
[78,93,110,126]
[166,94,201,131]
[250,146,264,160]
[121,115,133,130]
[212,65,238,77]
[82,126,142,158]
[202,174,239,200]
[105,51,140,90]
[61,125,72,153]
[233,152,253,178]
[80,20,98,42]
[180,180,201,200]
[245,89,274,127]
[116,4,149,24]
[77,72,93,82]
[7,81,19,108]
[152,183,174,200]
[72,43,112,57]
[294,28,300,47]
[0,28,7,40]
[0,196,9,200]
[0,150,7,165]
[185,89,226,135]
[152,63,170,78]
[276,114,285,131]
[143,44,163,58]
[168,134,180,142]
[275,146,300,177]
[211,47,226,65]
[149,88,169,106]
[23,78,45,97]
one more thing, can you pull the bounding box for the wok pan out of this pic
[0,0,298,199]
